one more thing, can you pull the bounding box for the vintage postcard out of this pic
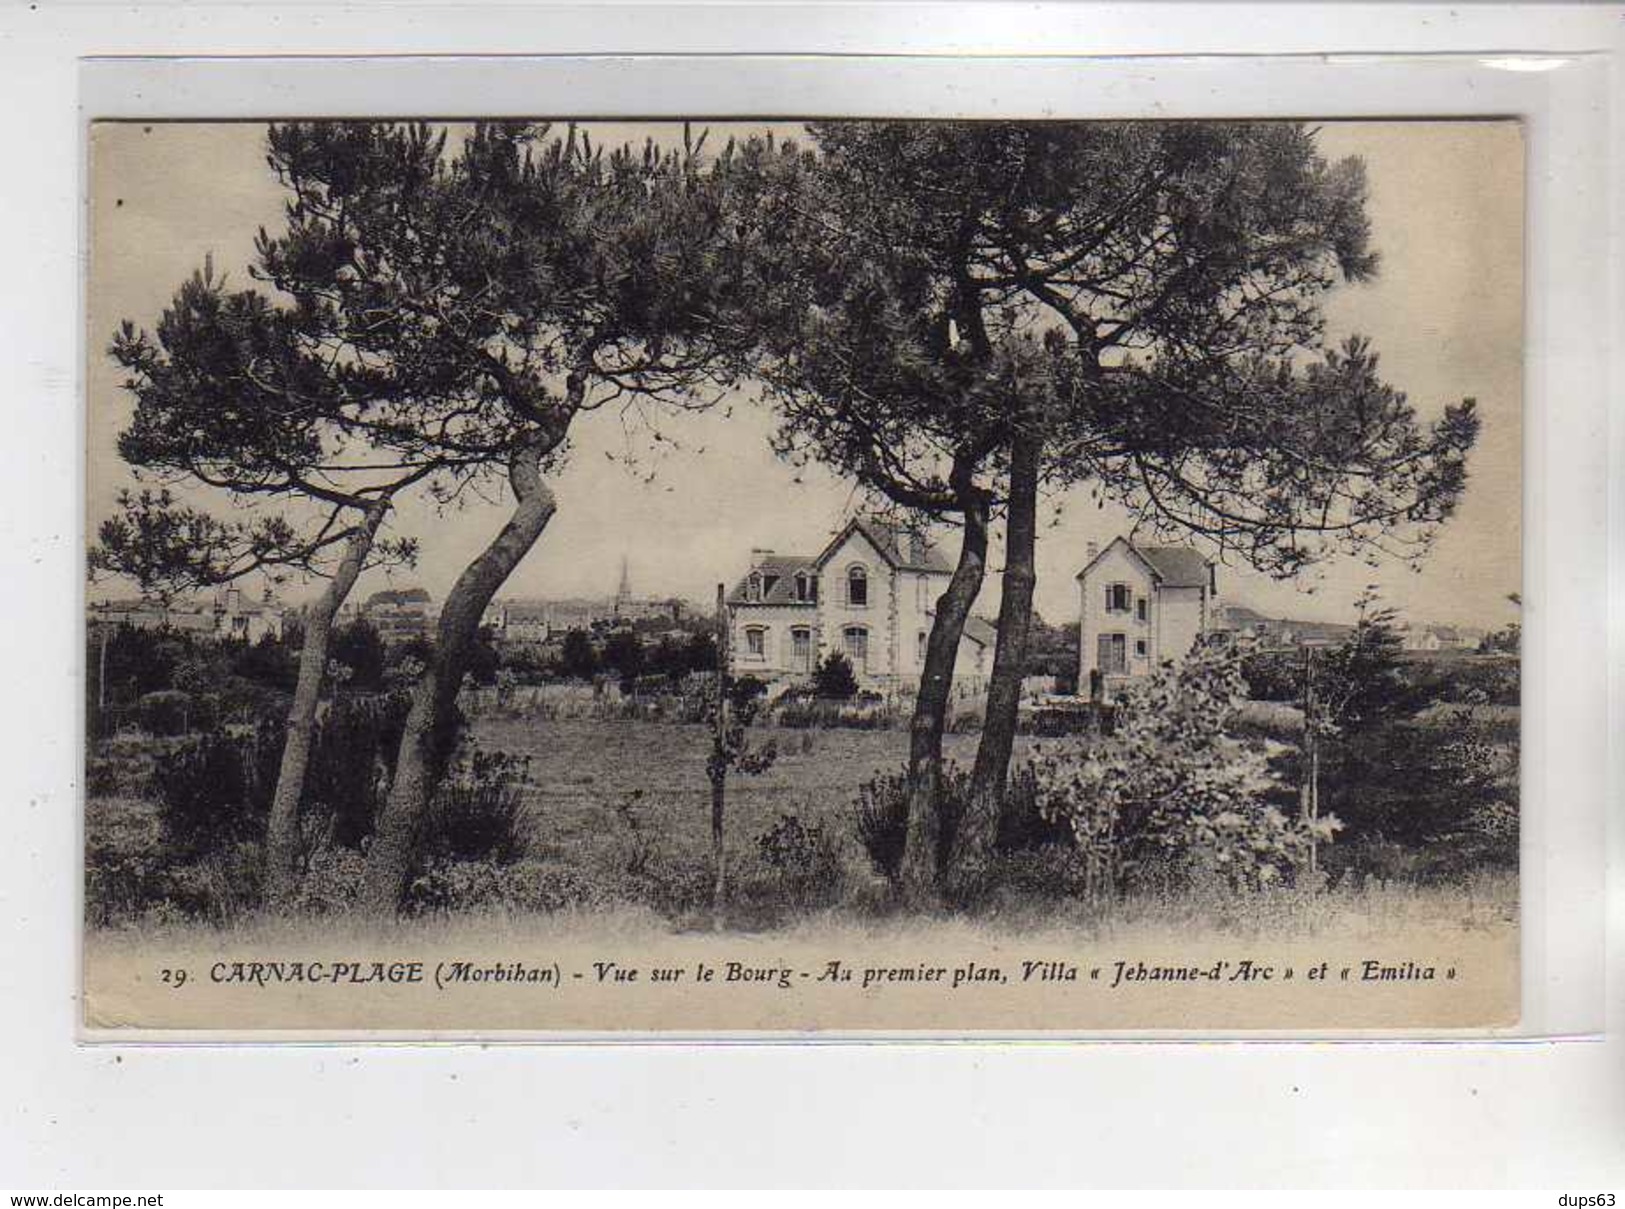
[82,117,1521,1034]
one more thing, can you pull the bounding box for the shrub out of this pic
[755,813,844,909]
[1317,708,1516,860]
[812,651,860,700]
[1031,645,1337,897]
[152,728,278,858]
[1021,702,1113,737]
[1241,651,1301,703]
[776,700,898,730]
[329,619,387,691]
[292,844,370,915]
[303,691,413,847]
[165,841,265,925]
[421,746,532,864]
[136,689,195,736]
[994,763,1074,852]
[85,840,171,927]
[853,770,910,888]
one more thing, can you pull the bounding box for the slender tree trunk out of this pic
[360,442,558,916]
[898,488,989,906]
[959,421,1041,867]
[264,502,389,911]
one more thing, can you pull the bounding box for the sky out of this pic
[86,119,1524,630]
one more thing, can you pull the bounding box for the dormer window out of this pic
[847,565,868,607]
[747,572,762,602]
[794,572,813,602]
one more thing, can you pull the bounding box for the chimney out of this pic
[1085,541,1099,564]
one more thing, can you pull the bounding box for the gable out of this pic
[1077,537,1157,588]
[814,522,893,576]
[813,518,952,576]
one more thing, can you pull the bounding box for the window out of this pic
[747,572,762,602]
[1105,583,1132,613]
[915,575,932,611]
[745,627,766,658]
[791,627,813,671]
[916,630,928,664]
[1134,638,1148,658]
[1097,632,1128,674]
[847,565,868,607]
[794,572,812,602]
[1136,597,1148,622]
[843,625,869,672]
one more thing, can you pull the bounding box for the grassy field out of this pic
[475,715,988,886]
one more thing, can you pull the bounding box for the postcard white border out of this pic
[1,2,1618,1188]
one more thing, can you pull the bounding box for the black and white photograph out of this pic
[82,116,1523,1032]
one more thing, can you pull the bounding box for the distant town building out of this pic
[485,559,684,645]
[1397,621,1485,653]
[361,586,434,644]
[87,586,286,643]
[1216,603,1354,651]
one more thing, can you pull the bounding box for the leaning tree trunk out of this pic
[360,442,558,916]
[898,489,990,907]
[958,421,1041,870]
[264,501,390,911]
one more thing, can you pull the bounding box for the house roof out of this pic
[725,555,818,606]
[1074,537,1210,588]
[814,518,952,575]
[962,616,998,648]
[1135,546,1211,588]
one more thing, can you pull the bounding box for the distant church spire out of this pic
[616,555,632,603]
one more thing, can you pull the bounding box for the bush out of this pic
[165,841,265,925]
[330,619,387,692]
[1241,651,1301,703]
[421,746,532,865]
[1317,709,1517,857]
[755,813,844,909]
[1030,645,1336,897]
[303,691,413,848]
[136,689,195,736]
[1021,702,1114,737]
[854,770,910,888]
[291,844,370,915]
[776,699,898,730]
[85,839,170,927]
[812,651,860,700]
[994,764,1074,852]
[152,728,279,858]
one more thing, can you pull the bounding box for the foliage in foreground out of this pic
[1029,647,1337,898]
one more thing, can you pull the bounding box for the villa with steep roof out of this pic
[727,517,994,693]
[1076,537,1221,695]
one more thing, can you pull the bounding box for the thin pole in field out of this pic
[711,582,728,930]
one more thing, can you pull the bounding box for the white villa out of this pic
[1076,537,1221,695]
[726,517,995,694]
